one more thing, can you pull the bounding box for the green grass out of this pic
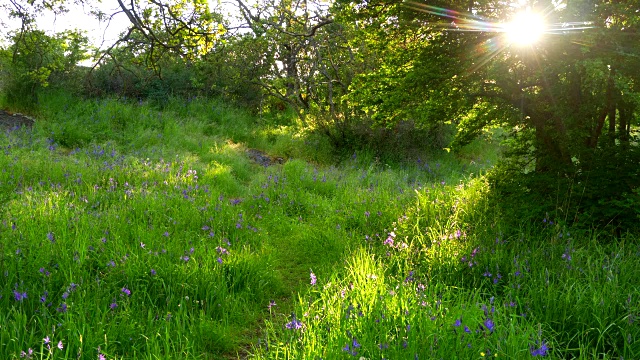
[1,91,638,359]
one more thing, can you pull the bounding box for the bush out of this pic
[488,135,640,236]
[1,29,90,110]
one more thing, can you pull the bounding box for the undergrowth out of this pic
[0,91,638,359]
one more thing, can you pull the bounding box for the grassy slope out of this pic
[0,92,638,359]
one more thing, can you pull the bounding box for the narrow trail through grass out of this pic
[0,92,498,359]
[2,92,637,359]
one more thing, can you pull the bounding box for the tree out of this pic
[335,0,640,229]
[2,29,89,107]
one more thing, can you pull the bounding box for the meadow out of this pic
[0,92,638,359]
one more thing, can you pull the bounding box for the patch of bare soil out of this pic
[0,109,35,130]
[247,148,285,167]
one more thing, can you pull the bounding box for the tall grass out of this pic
[254,173,640,359]
[1,91,638,359]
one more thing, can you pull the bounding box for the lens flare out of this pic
[504,11,546,45]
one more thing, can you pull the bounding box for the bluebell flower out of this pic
[483,318,495,333]
[285,314,303,330]
[530,341,549,356]
[56,303,67,313]
[14,289,27,301]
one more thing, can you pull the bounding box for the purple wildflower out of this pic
[216,257,223,264]
[454,318,462,327]
[181,255,189,262]
[530,340,549,356]
[56,303,67,313]
[215,246,229,255]
[99,354,106,360]
[310,271,317,286]
[121,287,131,296]
[110,301,118,310]
[268,300,277,310]
[14,290,27,301]
[405,271,414,283]
[47,232,55,243]
[20,348,33,358]
[464,326,471,333]
[62,291,69,300]
[150,269,157,276]
[483,318,495,333]
[57,341,63,350]
[285,314,303,330]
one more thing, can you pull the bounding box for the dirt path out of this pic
[0,110,35,130]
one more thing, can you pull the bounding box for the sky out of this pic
[1,2,128,48]
[0,0,241,49]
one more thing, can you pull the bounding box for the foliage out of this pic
[255,168,640,359]
[333,0,640,232]
[489,132,640,234]
[2,86,639,359]
[194,34,270,110]
[99,0,226,68]
[1,29,89,108]
[0,92,468,358]
[2,0,640,232]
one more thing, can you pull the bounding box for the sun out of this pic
[504,11,546,46]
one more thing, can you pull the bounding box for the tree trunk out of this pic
[589,68,616,148]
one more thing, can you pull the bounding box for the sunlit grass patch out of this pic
[2,91,637,359]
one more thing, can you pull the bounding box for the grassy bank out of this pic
[0,92,638,359]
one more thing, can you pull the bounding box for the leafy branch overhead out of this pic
[114,0,225,59]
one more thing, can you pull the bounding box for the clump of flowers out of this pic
[342,338,360,357]
[530,340,549,356]
[285,314,303,330]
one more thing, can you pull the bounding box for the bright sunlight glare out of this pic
[504,11,546,46]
